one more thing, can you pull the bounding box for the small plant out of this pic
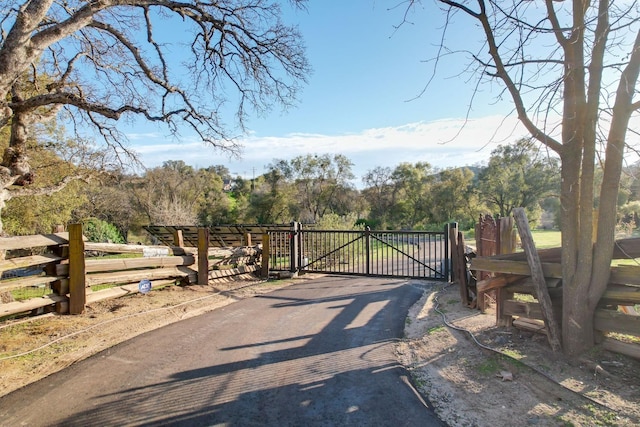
[475,357,500,376]
[427,325,445,334]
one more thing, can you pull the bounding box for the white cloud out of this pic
[128,113,640,180]
[128,115,532,177]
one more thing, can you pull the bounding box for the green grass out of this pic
[475,357,501,375]
[531,230,561,249]
[427,325,445,334]
[10,284,51,301]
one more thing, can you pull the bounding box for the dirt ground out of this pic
[399,282,640,427]
[1,275,639,426]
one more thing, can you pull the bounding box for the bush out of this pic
[83,218,125,243]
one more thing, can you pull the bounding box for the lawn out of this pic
[530,230,561,249]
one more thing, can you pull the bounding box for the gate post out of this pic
[289,221,299,274]
[365,226,370,276]
[446,222,456,282]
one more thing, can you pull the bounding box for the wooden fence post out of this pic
[68,223,86,315]
[244,232,252,247]
[198,228,209,285]
[261,234,270,278]
[513,208,562,352]
[173,229,184,248]
[448,222,459,284]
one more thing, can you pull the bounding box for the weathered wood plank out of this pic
[0,275,61,293]
[503,300,562,321]
[513,317,547,335]
[609,265,640,285]
[600,284,640,305]
[476,274,524,293]
[84,242,194,255]
[85,279,179,304]
[209,265,257,279]
[514,208,562,352]
[85,267,196,286]
[0,294,67,317]
[493,237,640,263]
[55,256,196,276]
[0,254,63,273]
[470,258,563,278]
[601,338,640,360]
[612,237,640,259]
[594,309,640,336]
[0,233,72,251]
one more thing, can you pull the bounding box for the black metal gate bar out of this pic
[267,224,450,281]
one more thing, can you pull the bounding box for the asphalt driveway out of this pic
[0,275,443,426]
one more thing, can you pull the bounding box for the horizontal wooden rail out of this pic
[0,254,64,273]
[471,258,563,278]
[53,256,196,276]
[0,294,67,317]
[84,242,193,255]
[609,265,640,285]
[600,284,640,305]
[595,309,640,337]
[85,267,197,287]
[0,233,71,251]
[0,275,63,293]
[86,279,179,304]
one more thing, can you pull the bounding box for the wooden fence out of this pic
[458,214,640,359]
[0,224,262,319]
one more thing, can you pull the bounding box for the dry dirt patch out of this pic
[398,282,640,427]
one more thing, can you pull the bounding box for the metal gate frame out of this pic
[268,223,451,281]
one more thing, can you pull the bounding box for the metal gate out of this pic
[268,224,450,281]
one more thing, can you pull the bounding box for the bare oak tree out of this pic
[0,0,309,231]
[408,0,640,355]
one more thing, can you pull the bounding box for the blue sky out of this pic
[128,1,533,181]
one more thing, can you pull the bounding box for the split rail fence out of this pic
[450,213,640,359]
[0,224,261,319]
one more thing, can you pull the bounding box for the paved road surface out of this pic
[0,276,443,426]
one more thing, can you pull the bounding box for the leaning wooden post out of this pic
[198,227,209,285]
[513,208,562,352]
[261,234,270,279]
[173,229,184,248]
[68,223,86,315]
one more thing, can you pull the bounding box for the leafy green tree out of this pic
[390,162,434,229]
[272,154,356,222]
[197,171,233,225]
[246,169,294,223]
[129,161,226,226]
[83,218,125,244]
[361,166,395,229]
[361,162,434,229]
[430,167,480,229]
[0,0,309,232]
[477,139,560,223]
[0,126,97,235]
